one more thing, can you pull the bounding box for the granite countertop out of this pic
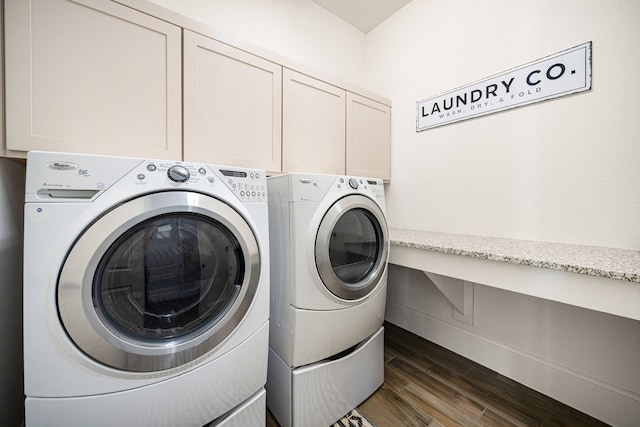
[389,228,640,284]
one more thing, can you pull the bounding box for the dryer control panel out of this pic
[335,176,384,196]
[282,173,384,203]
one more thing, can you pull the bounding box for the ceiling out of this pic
[312,0,412,33]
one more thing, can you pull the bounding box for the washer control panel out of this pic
[138,161,267,202]
[219,168,267,201]
[25,151,269,203]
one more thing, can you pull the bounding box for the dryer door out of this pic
[58,191,260,372]
[315,194,389,300]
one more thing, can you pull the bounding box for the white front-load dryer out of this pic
[266,173,389,427]
[23,151,270,427]
[267,173,389,367]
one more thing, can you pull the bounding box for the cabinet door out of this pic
[346,93,391,181]
[4,0,182,159]
[183,31,282,174]
[282,69,346,175]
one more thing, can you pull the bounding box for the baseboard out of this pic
[385,301,640,427]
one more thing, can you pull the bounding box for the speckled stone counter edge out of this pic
[389,228,640,284]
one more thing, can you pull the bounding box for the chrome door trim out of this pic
[58,191,260,372]
[315,195,389,300]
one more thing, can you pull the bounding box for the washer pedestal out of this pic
[266,327,384,427]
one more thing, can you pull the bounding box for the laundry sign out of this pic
[416,42,592,131]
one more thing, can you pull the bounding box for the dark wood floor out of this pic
[267,322,610,426]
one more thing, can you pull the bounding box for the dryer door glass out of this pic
[94,213,243,341]
[329,208,380,283]
[316,195,389,300]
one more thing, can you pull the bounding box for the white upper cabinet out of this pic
[346,93,391,181]
[183,31,282,174]
[3,0,182,159]
[282,69,346,176]
[283,69,392,180]
[2,0,391,179]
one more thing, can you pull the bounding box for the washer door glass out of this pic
[58,191,260,372]
[316,195,389,300]
[95,213,242,342]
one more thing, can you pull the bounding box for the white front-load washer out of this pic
[266,173,389,427]
[23,151,270,427]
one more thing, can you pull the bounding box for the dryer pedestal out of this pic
[266,326,384,427]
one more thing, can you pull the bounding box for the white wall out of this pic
[0,159,25,426]
[366,0,640,250]
[148,0,367,84]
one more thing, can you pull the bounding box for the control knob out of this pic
[348,178,359,189]
[167,165,190,182]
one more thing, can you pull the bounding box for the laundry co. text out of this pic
[416,42,592,132]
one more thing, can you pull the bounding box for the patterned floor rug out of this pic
[331,408,375,427]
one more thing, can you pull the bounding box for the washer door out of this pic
[58,191,260,372]
[315,195,389,300]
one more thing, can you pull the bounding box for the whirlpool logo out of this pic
[47,161,79,171]
[416,41,592,132]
